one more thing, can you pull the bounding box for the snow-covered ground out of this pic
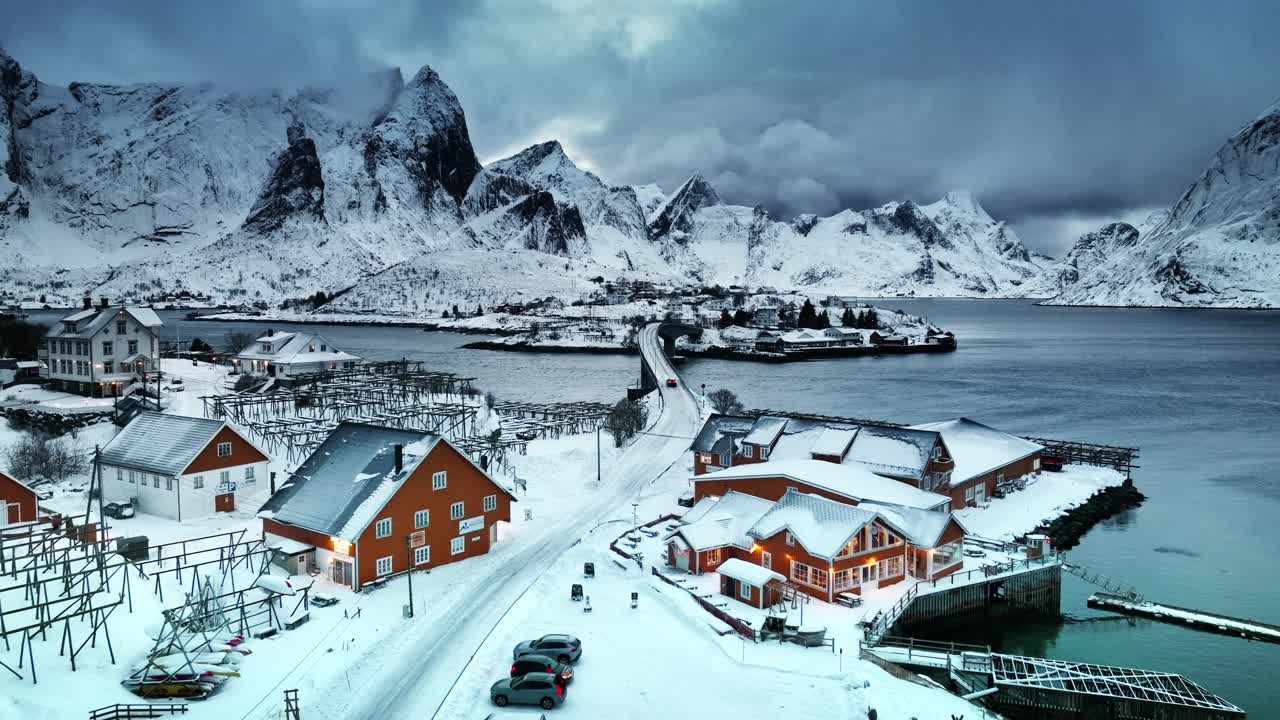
[955,465,1126,541]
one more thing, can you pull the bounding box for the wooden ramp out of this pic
[1089,592,1280,644]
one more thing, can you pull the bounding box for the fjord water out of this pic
[48,301,1280,714]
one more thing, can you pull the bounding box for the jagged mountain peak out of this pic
[489,139,577,179]
[243,125,326,234]
[648,173,722,242]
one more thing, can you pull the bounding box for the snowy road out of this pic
[334,323,700,720]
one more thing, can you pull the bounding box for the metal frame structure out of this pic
[1023,436,1140,477]
[989,653,1244,715]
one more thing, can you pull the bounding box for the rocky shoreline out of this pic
[461,340,954,362]
[1039,478,1146,551]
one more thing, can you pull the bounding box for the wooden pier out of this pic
[1088,592,1280,645]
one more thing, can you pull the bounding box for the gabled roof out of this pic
[747,489,881,561]
[846,425,940,480]
[0,468,38,497]
[909,417,1042,484]
[691,414,756,453]
[47,306,163,339]
[695,458,950,510]
[236,331,361,366]
[99,412,235,477]
[858,500,968,548]
[259,422,513,542]
[811,427,856,458]
[742,416,787,447]
[665,491,774,552]
[716,557,784,587]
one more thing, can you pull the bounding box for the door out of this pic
[332,557,353,587]
[295,553,308,576]
[489,522,498,545]
[974,483,986,505]
[0,502,9,527]
[761,550,772,571]
[215,492,236,512]
[724,577,738,599]
[675,547,691,572]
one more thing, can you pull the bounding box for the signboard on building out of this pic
[409,530,426,548]
[459,516,484,534]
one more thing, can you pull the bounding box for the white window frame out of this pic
[706,548,721,565]
[193,475,204,489]
[450,537,465,555]
[375,556,393,577]
[483,494,497,512]
[432,471,447,490]
[244,466,256,484]
[785,532,794,547]
[414,545,431,565]
[375,518,392,539]
[739,581,751,600]
[414,509,430,529]
[450,501,464,520]
[216,442,232,457]
[219,470,231,487]
[166,478,173,492]
[964,485,976,503]
[128,470,136,484]
[115,468,123,482]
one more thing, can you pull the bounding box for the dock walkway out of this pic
[1089,592,1280,644]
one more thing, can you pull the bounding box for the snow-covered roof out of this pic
[846,425,939,480]
[857,500,965,548]
[691,414,757,453]
[99,412,232,477]
[236,331,362,366]
[716,557,784,587]
[743,415,787,447]
[747,489,880,561]
[48,306,164,338]
[695,458,949,510]
[811,427,856,458]
[909,417,1042,484]
[259,422,439,542]
[264,535,313,555]
[665,491,774,551]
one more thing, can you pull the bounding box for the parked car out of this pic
[490,672,566,710]
[103,501,135,519]
[485,713,546,720]
[170,377,184,386]
[665,378,678,387]
[515,430,538,441]
[511,654,573,685]
[513,634,582,664]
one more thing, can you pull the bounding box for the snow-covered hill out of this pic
[1042,99,1280,308]
[3,47,1048,312]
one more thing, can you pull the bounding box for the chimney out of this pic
[99,296,109,309]
[394,444,404,474]
[267,328,274,337]
[269,471,277,495]
[82,297,92,310]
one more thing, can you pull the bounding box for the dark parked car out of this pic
[511,654,573,685]
[103,501,135,519]
[513,634,582,664]
[490,672,566,710]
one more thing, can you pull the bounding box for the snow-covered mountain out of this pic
[2,48,1048,311]
[1042,99,1280,308]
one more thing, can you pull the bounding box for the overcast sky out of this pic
[5,0,1279,256]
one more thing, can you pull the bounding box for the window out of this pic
[219,470,231,488]
[414,509,430,529]
[216,442,232,457]
[415,545,431,565]
[243,466,256,485]
[152,476,160,488]
[964,485,976,503]
[116,320,126,335]
[450,501,464,520]
[834,568,854,591]
[739,582,751,600]
[320,344,327,352]
[193,475,204,489]
[785,532,794,547]
[706,548,721,565]
[432,471,447,490]
[166,478,173,491]
[483,494,497,512]
[102,341,113,356]
[115,468,123,482]
[789,561,828,590]
[128,470,136,484]
[450,537,465,555]
[128,339,138,355]
[102,361,113,374]
[375,556,393,577]
[375,518,392,538]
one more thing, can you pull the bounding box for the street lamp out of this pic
[404,535,415,619]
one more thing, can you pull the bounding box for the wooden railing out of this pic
[89,704,189,720]
[650,567,758,642]
[917,553,1060,593]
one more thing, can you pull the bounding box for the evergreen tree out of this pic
[442,308,451,318]
[718,310,733,328]
[452,304,461,318]
[475,303,484,317]
[797,299,818,329]
[863,308,879,329]
[841,307,856,327]
[732,308,752,326]
[816,310,831,329]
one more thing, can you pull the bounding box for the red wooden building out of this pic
[0,469,38,527]
[909,418,1043,507]
[259,422,515,590]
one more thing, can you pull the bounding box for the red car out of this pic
[666,378,678,387]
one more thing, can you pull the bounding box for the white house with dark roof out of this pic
[98,412,270,521]
[41,299,163,397]
[233,329,360,383]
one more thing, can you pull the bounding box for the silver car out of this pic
[490,672,566,710]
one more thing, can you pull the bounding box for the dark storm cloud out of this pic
[5,1,1279,255]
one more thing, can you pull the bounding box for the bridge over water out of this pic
[637,322,703,393]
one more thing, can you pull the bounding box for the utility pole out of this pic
[596,424,602,486]
[405,536,415,618]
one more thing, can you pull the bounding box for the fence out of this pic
[608,514,680,570]
[650,567,757,642]
[89,704,188,720]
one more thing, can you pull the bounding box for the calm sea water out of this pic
[27,302,1280,713]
